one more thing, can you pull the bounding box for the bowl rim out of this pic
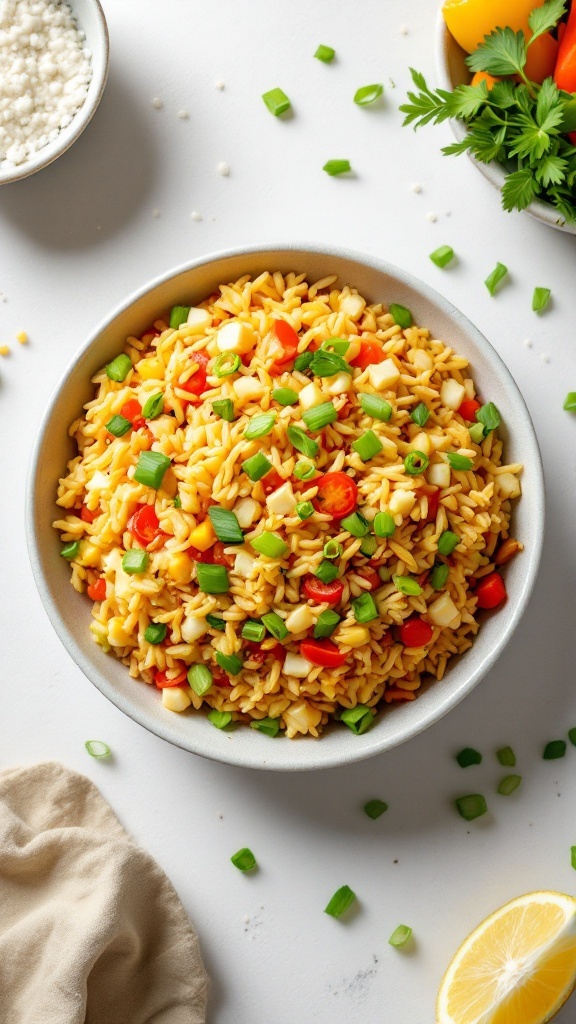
[0,0,110,186]
[26,243,545,770]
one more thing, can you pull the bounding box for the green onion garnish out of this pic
[142,392,164,419]
[273,387,298,406]
[532,287,551,313]
[543,740,566,760]
[323,159,352,176]
[446,452,473,471]
[438,531,459,556]
[485,262,508,297]
[187,663,213,695]
[169,305,190,329]
[173,495,182,508]
[324,884,357,918]
[430,563,449,590]
[216,651,243,675]
[389,303,412,329]
[302,402,337,431]
[241,619,266,642]
[393,575,422,596]
[374,511,395,538]
[250,717,281,737]
[322,338,350,356]
[106,353,132,382]
[206,613,227,631]
[475,403,501,433]
[251,532,289,559]
[469,422,485,444]
[85,739,111,758]
[564,393,576,412]
[314,43,335,62]
[340,511,369,538]
[208,709,232,729]
[244,412,276,440]
[262,87,291,116]
[341,705,373,735]
[455,794,487,821]
[410,403,430,427]
[569,728,576,747]
[61,541,80,561]
[430,245,455,269]
[294,351,313,372]
[360,535,377,557]
[314,609,341,639]
[261,611,289,640]
[497,774,522,796]
[308,350,351,378]
[352,429,383,462]
[364,799,388,820]
[196,563,229,594]
[122,549,149,574]
[404,450,429,475]
[134,450,171,489]
[144,622,167,645]
[296,501,314,520]
[456,747,482,768]
[242,452,272,482]
[106,414,132,437]
[496,746,516,767]
[571,847,576,871]
[323,539,343,560]
[231,847,257,871]
[208,506,244,544]
[315,560,340,584]
[354,83,384,106]
[212,398,236,422]
[379,566,391,582]
[388,925,412,948]
[358,393,393,421]
[293,460,316,481]
[213,352,241,377]
[352,592,379,624]
[287,425,319,458]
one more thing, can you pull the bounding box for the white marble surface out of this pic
[1,1,576,1021]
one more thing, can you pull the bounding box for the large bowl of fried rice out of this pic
[26,245,544,771]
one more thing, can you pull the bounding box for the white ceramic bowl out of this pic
[26,245,544,771]
[0,0,109,185]
[435,12,576,235]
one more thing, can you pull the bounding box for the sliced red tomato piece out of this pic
[300,638,347,668]
[458,398,481,422]
[80,504,99,524]
[154,667,188,688]
[475,572,507,609]
[180,350,210,400]
[313,472,358,519]
[212,670,232,687]
[120,398,142,424]
[261,469,284,495]
[269,319,300,374]
[212,541,235,568]
[87,577,106,602]
[349,340,385,371]
[399,617,433,647]
[302,575,344,606]
[128,504,162,546]
[423,488,440,525]
[357,569,381,591]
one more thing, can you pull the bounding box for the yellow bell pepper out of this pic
[443,0,545,55]
[188,519,216,553]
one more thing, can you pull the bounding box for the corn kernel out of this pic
[0,345,10,356]
[16,331,28,344]
[136,355,165,380]
[188,519,216,552]
[338,625,370,648]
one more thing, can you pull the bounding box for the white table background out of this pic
[2,1,576,1021]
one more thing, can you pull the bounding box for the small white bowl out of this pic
[0,0,109,186]
[26,245,544,772]
[435,12,576,235]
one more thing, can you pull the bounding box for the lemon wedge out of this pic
[437,891,576,1024]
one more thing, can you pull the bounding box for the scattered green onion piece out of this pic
[122,549,149,574]
[430,563,449,590]
[244,412,276,440]
[315,560,340,584]
[314,43,335,62]
[404,450,429,475]
[389,303,412,329]
[411,403,430,427]
[341,705,374,735]
[352,592,379,624]
[364,799,388,820]
[242,452,272,482]
[352,429,383,462]
[497,746,516,766]
[308,350,351,378]
[294,351,313,372]
[430,245,455,269]
[287,425,319,458]
[272,387,298,406]
[485,263,508,296]
[251,532,289,559]
[261,611,289,640]
[173,495,182,508]
[213,352,241,377]
[393,575,422,596]
[169,305,190,329]
[142,392,164,419]
[475,403,501,433]
[321,338,350,356]
[216,651,243,675]
[497,774,522,796]
[106,353,132,382]
[61,540,80,561]
[323,539,343,560]
[571,847,576,871]
[340,511,369,538]
[324,884,357,918]
[106,414,132,437]
[206,613,227,631]
[456,747,482,768]
[296,501,314,520]
[302,401,337,431]
[543,740,566,760]
[294,460,316,481]
[568,728,576,747]
[241,619,266,643]
[354,83,384,106]
[455,794,487,821]
[438,531,459,556]
[469,422,485,444]
[360,535,377,557]
[358,392,393,421]
[446,452,473,471]
[212,398,235,422]
[231,847,257,871]
[196,563,229,594]
[323,159,352,176]
[187,663,213,696]
[208,709,232,729]
[208,506,244,544]
[374,511,395,538]
[262,87,291,116]
[250,717,281,737]
[564,393,576,412]
[389,925,412,948]
[85,739,111,758]
[314,610,341,639]
[134,450,171,489]
[532,287,551,313]
[144,622,167,645]
[379,566,391,583]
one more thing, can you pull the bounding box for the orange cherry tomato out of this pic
[525,32,558,84]
[128,504,163,547]
[312,472,358,519]
[87,577,106,602]
[475,572,507,609]
[349,340,385,371]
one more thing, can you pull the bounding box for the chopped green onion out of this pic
[144,622,167,645]
[543,740,566,760]
[216,651,243,675]
[208,709,232,729]
[251,532,289,559]
[241,619,266,643]
[231,847,256,871]
[294,460,316,481]
[341,705,374,735]
[261,611,289,640]
[206,613,227,631]
[187,663,213,696]
[106,353,132,382]
[323,159,352,176]
[389,303,412,329]
[242,452,272,482]
[308,350,351,378]
[569,728,576,747]
[322,338,350,356]
[122,549,149,574]
[564,393,576,412]
[360,535,377,557]
[169,305,190,329]
[430,245,455,269]
[364,799,388,820]
[323,539,343,560]
[340,511,369,538]
[244,412,276,440]
[314,610,341,639]
[352,429,383,462]
[262,87,291,116]
[142,393,164,420]
[196,563,229,594]
[352,592,379,623]
[497,774,522,796]
[302,401,337,431]
[379,566,391,582]
[324,884,357,918]
[208,506,244,544]
[315,560,340,584]
[106,414,132,437]
[358,392,393,421]
[294,351,313,372]
[393,575,422,596]
[404,450,429,475]
[485,262,508,297]
[389,925,412,948]
[571,847,576,871]
[250,717,281,737]
[134,450,171,489]
[354,83,384,105]
[61,540,80,561]
[475,403,501,433]
[438,531,459,556]
[430,563,449,590]
[173,495,182,508]
[85,739,111,758]
[374,511,395,538]
[213,352,241,377]
[273,387,298,406]
[532,287,551,313]
[287,425,319,458]
[411,403,430,427]
[469,422,485,444]
[211,398,235,422]
[456,747,482,768]
[296,501,314,520]
[314,43,335,62]
[496,746,516,767]
[446,452,473,471]
[455,794,487,821]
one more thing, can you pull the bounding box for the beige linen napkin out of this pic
[0,761,208,1024]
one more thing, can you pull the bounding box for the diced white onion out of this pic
[340,293,366,320]
[186,307,211,331]
[367,358,400,391]
[440,378,465,411]
[283,653,313,678]
[427,462,451,489]
[217,320,256,354]
[162,687,192,712]
[388,489,416,517]
[427,592,460,628]
[234,497,260,528]
[266,481,296,516]
[285,604,315,634]
[325,371,352,396]
[234,549,258,579]
[181,616,209,643]
[233,375,266,401]
[497,473,521,499]
[299,381,324,411]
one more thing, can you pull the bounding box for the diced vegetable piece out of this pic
[134,450,171,489]
[496,746,516,767]
[162,686,192,712]
[206,613,227,631]
[404,450,429,475]
[497,775,522,796]
[196,563,229,594]
[106,414,132,437]
[564,393,576,412]
[438,531,459,556]
[186,306,211,330]
[340,704,373,734]
[314,610,341,639]
[299,381,324,411]
[262,87,291,116]
[144,623,167,645]
[354,83,384,105]
[302,401,337,431]
[262,611,289,640]
[169,305,190,329]
[352,592,379,624]
[142,392,164,419]
[216,651,243,675]
[242,452,272,481]
[61,541,80,561]
[187,663,213,695]
[430,245,454,268]
[475,572,506,609]
[326,371,353,396]
[389,303,412,328]
[273,387,299,406]
[367,358,400,391]
[359,535,377,557]
[234,498,260,529]
[358,393,393,421]
[441,379,466,411]
[456,747,482,768]
[314,43,335,62]
[352,430,383,462]
[217,320,256,355]
[427,591,460,627]
[296,501,314,520]
[213,352,241,377]
[324,885,357,918]
[267,481,297,514]
[250,717,281,737]
[188,520,216,552]
[122,549,149,574]
[430,563,449,590]
[428,462,451,488]
[208,506,244,545]
[497,473,521,499]
[233,376,266,402]
[287,425,319,458]
[374,511,395,538]
[323,539,343,560]
[543,740,566,760]
[234,549,258,579]
[469,422,485,444]
[85,740,111,758]
[388,489,416,517]
[455,794,487,821]
[208,709,232,729]
[231,847,256,871]
[244,413,276,440]
[106,353,132,382]
[485,263,508,296]
[285,604,316,634]
[181,616,209,642]
[340,511,369,538]
[283,652,313,677]
[393,575,422,597]
[323,159,352,175]
[251,532,289,558]
[411,402,430,427]
[389,925,412,948]
[364,799,388,819]
[241,619,266,643]
[446,452,473,471]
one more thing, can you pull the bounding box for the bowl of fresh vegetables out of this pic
[410,0,576,233]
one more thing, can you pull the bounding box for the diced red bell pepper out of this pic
[128,504,163,547]
[154,667,188,688]
[87,577,107,602]
[120,399,143,424]
[349,340,385,371]
[300,638,347,668]
[80,504,99,524]
[458,398,481,423]
[475,572,507,609]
